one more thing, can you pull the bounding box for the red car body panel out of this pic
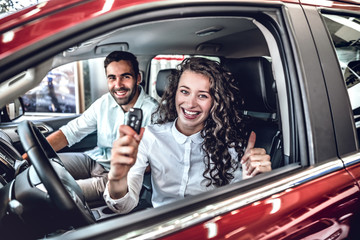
[162,169,360,239]
[345,163,360,191]
[1,0,304,60]
[0,0,89,31]
[1,0,360,239]
[2,0,359,60]
[300,0,360,11]
[0,0,162,59]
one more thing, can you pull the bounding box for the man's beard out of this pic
[111,85,138,106]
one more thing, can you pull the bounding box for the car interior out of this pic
[0,9,298,238]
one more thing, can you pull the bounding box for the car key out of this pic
[126,108,143,134]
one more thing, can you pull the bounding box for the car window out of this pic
[22,63,77,114]
[21,58,106,115]
[322,13,360,141]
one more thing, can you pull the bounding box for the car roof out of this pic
[0,0,272,79]
[0,0,157,59]
[0,0,359,105]
[4,0,358,61]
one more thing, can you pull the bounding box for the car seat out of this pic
[223,57,283,169]
[156,69,173,98]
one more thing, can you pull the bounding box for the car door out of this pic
[1,0,360,239]
[46,1,360,239]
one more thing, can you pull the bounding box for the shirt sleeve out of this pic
[141,104,158,126]
[60,98,100,146]
[103,128,151,213]
[103,180,141,214]
[134,87,159,126]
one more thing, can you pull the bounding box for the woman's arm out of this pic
[108,125,144,199]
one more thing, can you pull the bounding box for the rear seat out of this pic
[156,69,173,98]
[223,57,283,169]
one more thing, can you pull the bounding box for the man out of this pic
[46,51,158,201]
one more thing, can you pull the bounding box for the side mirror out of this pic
[1,98,25,122]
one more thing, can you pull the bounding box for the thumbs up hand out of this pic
[241,131,272,178]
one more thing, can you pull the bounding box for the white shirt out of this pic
[60,86,158,170]
[103,121,243,213]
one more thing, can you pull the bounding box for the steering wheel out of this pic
[18,120,95,227]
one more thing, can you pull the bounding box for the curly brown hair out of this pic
[153,57,249,187]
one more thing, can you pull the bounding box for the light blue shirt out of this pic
[60,86,158,170]
[104,120,242,213]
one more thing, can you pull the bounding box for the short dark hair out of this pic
[104,51,139,76]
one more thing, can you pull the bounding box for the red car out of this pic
[0,0,360,239]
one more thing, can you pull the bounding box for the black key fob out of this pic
[127,108,143,134]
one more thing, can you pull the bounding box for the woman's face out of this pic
[175,70,213,136]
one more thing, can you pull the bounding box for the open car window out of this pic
[22,63,78,114]
[21,58,107,115]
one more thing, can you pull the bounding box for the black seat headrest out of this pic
[223,57,277,113]
[156,69,173,98]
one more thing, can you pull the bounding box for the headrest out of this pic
[156,69,173,97]
[223,57,277,113]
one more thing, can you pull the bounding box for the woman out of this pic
[104,57,271,213]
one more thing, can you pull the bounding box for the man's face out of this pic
[106,60,140,111]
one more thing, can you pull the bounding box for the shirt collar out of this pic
[133,85,146,108]
[171,120,203,144]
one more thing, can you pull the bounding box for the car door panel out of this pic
[302,7,360,237]
[161,165,360,239]
[64,162,360,239]
[34,115,98,153]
